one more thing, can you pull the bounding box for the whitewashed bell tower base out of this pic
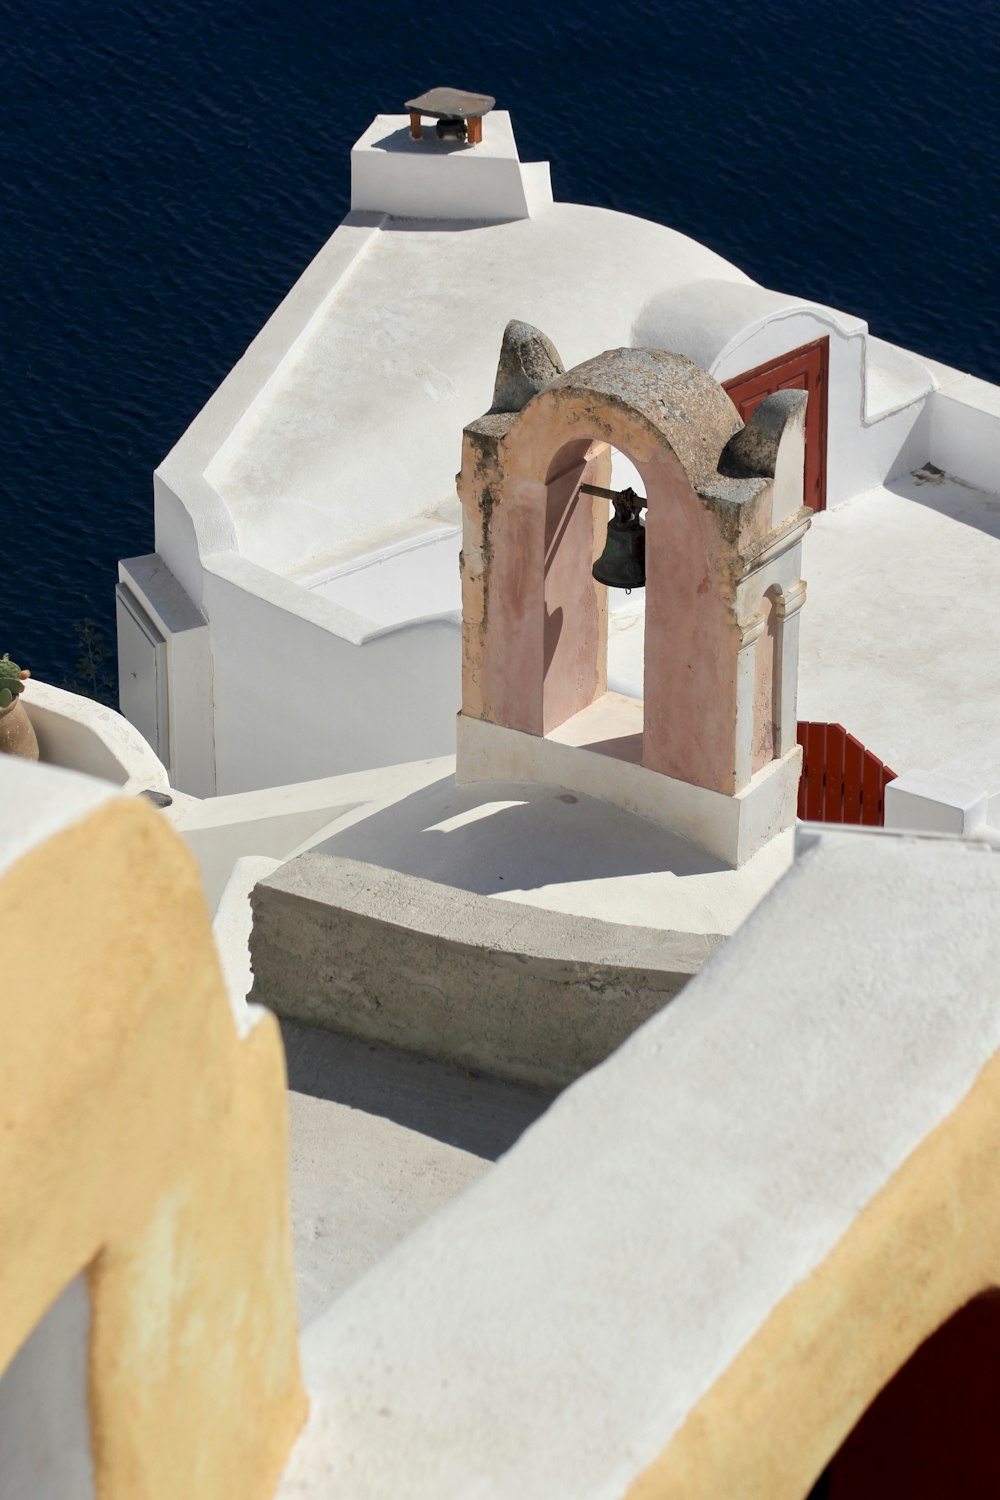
[456,703,801,868]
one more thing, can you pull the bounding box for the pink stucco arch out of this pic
[458,338,810,799]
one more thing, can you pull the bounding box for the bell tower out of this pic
[456,322,811,867]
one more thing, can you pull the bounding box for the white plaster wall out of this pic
[205,208,749,578]
[300,529,461,626]
[118,554,214,796]
[350,113,549,222]
[797,472,1000,789]
[0,753,119,881]
[202,557,461,792]
[929,374,1000,492]
[278,828,1000,1500]
[0,1276,94,1500]
[135,131,762,796]
[135,115,1000,802]
[635,281,934,508]
[884,769,990,836]
[711,310,929,507]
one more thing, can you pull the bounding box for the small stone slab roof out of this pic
[405,88,495,119]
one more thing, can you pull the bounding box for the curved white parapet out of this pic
[20,678,171,797]
[632,277,862,375]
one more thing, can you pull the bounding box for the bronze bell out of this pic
[592,486,646,593]
[436,115,468,141]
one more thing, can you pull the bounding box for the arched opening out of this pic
[541,439,647,756]
[0,1273,94,1500]
[606,447,648,619]
[805,1289,1000,1499]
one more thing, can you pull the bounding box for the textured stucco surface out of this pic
[282,1019,554,1326]
[251,853,717,1087]
[0,776,305,1500]
[204,205,751,578]
[276,829,1000,1500]
[797,469,1000,791]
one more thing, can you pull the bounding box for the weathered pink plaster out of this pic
[457,342,809,800]
[751,588,780,773]
[639,443,741,792]
[543,440,609,734]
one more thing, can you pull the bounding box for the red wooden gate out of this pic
[797,722,896,826]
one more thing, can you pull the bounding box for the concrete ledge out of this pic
[884,768,989,837]
[929,376,1000,493]
[249,854,720,1088]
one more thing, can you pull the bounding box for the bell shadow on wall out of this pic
[544,604,563,675]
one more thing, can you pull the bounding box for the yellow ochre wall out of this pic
[0,796,306,1499]
[626,1046,1000,1500]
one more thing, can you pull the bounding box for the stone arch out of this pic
[622,1005,1000,1500]
[525,391,730,782]
[459,334,809,797]
[814,1288,1000,1498]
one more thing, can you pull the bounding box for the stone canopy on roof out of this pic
[404,88,495,118]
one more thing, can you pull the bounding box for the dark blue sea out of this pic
[3,0,999,694]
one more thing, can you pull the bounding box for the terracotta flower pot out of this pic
[0,695,39,760]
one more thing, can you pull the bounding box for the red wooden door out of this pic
[723,337,829,513]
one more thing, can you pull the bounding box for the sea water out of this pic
[3,0,998,689]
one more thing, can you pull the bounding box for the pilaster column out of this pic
[774,580,807,757]
[734,614,766,790]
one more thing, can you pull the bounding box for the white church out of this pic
[2,98,1000,1500]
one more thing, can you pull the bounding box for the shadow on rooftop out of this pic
[378,214,524,233]
[889,466,1000,541]
[280,1017,555,1160]
[309,773,725,895]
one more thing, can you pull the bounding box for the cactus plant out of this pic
[0,654,29,710]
